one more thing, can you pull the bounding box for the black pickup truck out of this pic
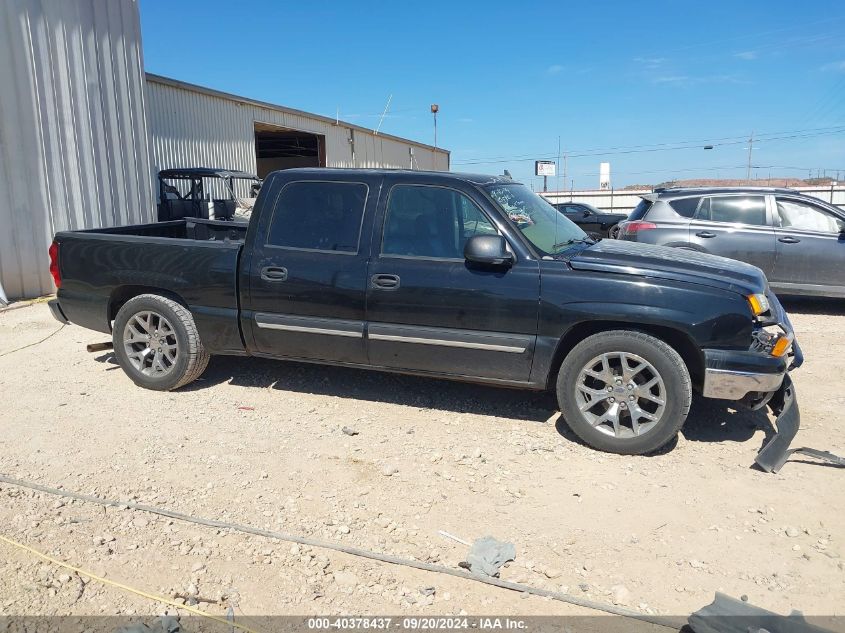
[48,169,802,458]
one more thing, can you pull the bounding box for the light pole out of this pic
[431,104,439,151]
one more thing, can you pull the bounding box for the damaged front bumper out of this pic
[755,374,845,473]
[701,294,820,472]
[701,343,796,401]
[754,375,800,473]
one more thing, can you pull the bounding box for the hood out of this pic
[569,240,767,295]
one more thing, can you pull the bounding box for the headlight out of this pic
[751,325,793,357]
[746,293,770,317]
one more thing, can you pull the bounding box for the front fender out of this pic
[531,262,754,385]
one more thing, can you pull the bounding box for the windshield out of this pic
[486,183,589,256]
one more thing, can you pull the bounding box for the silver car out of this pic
[617,187,845,298]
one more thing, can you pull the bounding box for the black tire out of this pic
[608,224,621,239]
[556,330,691,455]
[112,294,210,391]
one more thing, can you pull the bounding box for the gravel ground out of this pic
[0,299,843,624]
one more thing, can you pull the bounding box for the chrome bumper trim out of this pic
[702,368,786,400]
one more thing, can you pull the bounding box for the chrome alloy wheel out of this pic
[122,311,179,377]
[574,352,666,438]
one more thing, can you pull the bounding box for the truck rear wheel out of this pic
[556,330,691,455]
[112,294,209,391]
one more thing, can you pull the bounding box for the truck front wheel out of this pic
[556,330,692,455]
[112,294,210,391]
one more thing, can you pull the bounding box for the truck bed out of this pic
[53,217,246,354]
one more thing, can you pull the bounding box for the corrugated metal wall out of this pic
[146,76,449,181]
[0,0,153,301]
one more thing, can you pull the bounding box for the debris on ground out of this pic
[459,536,516,578]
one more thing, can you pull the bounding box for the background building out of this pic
[146,75,448,180]
[0,0,449,303]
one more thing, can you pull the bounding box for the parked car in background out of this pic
[552,202,628,239]
[48,169,801,458]
[617,187,845,298]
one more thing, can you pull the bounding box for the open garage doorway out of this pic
[254,122,326,178]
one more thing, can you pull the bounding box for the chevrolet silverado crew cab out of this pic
[48,169,802,456]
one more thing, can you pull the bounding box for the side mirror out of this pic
[464,235,514,267]
[582,209,592,217]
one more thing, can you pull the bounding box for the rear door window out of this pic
[696,196,767,226]
[266,181,368,252]
[668,196,701,218]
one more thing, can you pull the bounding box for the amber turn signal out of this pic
[746,293,769,317]
[771,335,791,357]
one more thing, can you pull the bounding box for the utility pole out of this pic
[746,131,754,181]
[557,136,561,193]
[563,153,568,196]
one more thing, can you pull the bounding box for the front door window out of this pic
[381,185,498,259]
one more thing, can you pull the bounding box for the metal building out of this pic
[0,0,152,302]
[145,74,449,180]
[0,1,449,303]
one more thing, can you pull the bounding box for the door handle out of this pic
[778,236,801,244]
[260,266,288,282]
[371,274,400,290]
[695,231,716,238]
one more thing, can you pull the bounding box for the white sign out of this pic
[535,160,556,177]
[599,162,611,190]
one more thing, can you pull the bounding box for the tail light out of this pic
[621,221,657,236]
[48,241,61,288]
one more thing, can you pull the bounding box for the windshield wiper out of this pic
[552,237,596,250]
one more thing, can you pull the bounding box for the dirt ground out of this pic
[0,299,843,626]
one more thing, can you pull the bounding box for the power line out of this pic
[454,124,845,163]
[453,126,845,166]
[573,164,845,178]
[634,15,845,59]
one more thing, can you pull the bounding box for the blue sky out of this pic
[139,0,845,190]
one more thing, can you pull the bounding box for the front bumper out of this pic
[702,348,789,400]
